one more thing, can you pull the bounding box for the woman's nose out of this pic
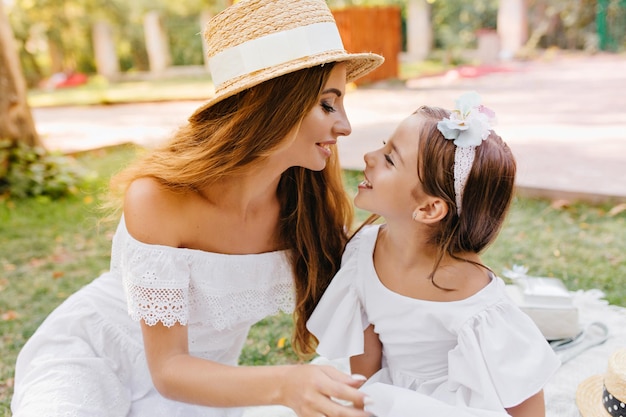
[335,110,352,137]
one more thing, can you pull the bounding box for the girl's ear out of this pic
[412,197,449,224]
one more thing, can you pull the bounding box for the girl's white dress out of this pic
[307,224,561,417]
[11,217,295,417]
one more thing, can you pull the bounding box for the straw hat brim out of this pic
[189,50,384,120]
[576,374,610,417]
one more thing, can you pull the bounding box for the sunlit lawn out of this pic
[27,74,215,108]
[1,145,625,414]
[27,60,449,108]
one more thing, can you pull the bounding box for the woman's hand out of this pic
[278,364,372,417]
[140,319,371,412]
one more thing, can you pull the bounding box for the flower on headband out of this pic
[437,91,495,147]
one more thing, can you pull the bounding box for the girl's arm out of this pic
[141,321,371,417]
[505,390,545,417]
[349,324,382,379]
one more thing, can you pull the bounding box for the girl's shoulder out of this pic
[348,223,382,247]
[454,276,544,332]
[343,223,381,261]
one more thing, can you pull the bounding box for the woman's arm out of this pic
[141,321,371,417]
[505,390,545,417]
[126,179,370,416]
[349,324,382,379]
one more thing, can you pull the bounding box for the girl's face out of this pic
[355,113,426,220]
[275,63,352,171]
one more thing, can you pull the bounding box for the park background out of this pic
[1,0,626,415]
[4,0,626,89]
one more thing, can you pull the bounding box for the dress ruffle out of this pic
[307,229,368,358]
[446,303,560,408]
[307,224,560,414]
[116,217,295,330]
[307,277,367,358]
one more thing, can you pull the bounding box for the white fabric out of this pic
[11,217,295,417]
[209,22,344,88]
[243,293,626,417]
[306,224,561,415]
[360,383,510,417]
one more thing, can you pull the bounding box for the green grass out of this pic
[399,59,452,80]
[28,74,214,108]
[485,197,626,302]
[1,147,625,414]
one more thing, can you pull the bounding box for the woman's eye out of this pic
[384,153,395,166]
[321,101,336,113]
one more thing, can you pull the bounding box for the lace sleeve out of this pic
[120,239,192,327]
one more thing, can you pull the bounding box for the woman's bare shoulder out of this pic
[123,177,187,247]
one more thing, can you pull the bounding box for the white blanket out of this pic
[243,290,626,417]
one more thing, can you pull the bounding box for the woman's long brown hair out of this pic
[108,64,353,356]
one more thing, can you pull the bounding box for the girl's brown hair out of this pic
[415,105,516,257]
[357,105,516,285]
[108,63,353,356]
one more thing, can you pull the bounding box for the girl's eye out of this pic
[381,141,394,166]
[321,101,336,113]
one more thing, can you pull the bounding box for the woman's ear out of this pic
[412,197,449,224]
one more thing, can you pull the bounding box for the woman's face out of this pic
[355,113,426,220]
[276,63,352,171]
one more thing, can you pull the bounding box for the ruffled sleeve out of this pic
[118,229,192,328]
[306,230,371,359]
[446,301,561,409]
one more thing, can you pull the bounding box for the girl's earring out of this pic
[412,211,418,220]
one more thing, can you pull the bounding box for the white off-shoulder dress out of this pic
[11,217,295,417]
[307,224,561,417]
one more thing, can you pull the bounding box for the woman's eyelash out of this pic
[321,101,336,113]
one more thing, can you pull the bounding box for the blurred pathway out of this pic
[35,52,626,202]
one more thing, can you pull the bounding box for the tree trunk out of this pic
[0,2,42,148]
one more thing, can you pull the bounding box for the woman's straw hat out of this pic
[190,0,384,119]
[576,348,626,417]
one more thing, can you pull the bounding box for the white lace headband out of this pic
[436,91,495,215]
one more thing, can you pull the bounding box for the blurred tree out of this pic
[431,0,498,58]
[8,0,130,85]
[525,0,601,51]
[8,0,224,84]
[6,0,621,88]
[7,2,43,87]
[0,1,41,147]
[526,0,626,51]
